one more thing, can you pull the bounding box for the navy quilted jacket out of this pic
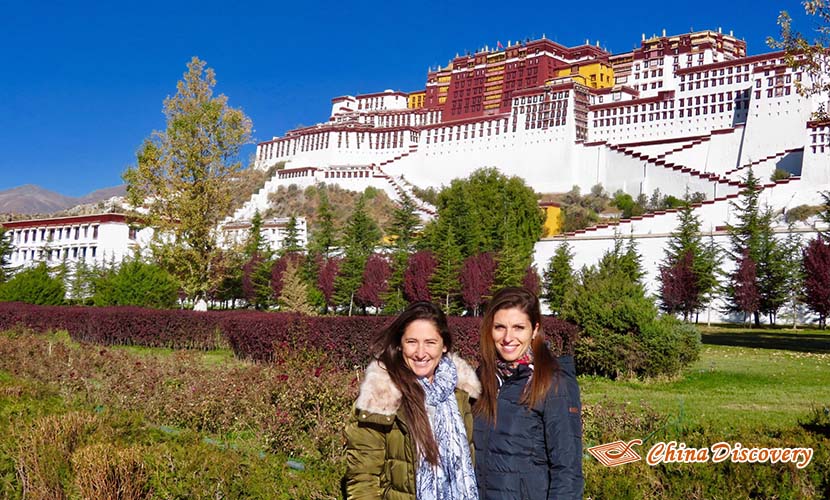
[473,355,584,500]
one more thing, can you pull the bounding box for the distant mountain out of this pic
[0,184,127,215]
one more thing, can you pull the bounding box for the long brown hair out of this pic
[474,287,559,423]
[373,301,452,465]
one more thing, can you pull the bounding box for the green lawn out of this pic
[580,344,830,430]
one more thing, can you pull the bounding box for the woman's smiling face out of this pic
[491,307,538,363]
[401,319,446,381]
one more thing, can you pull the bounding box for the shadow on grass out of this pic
[701,331,830,353]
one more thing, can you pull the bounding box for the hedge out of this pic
[0,302,579,367]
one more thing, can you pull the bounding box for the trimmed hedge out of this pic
[0,302,579,368]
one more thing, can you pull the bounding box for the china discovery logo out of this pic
[587,439,813,469]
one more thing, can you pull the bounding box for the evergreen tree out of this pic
[123,57,252,303]
[67,259,96,304]
[278,259,315,315]
[242,252,272,310]
[725,168,769,325]
[756,209,790,324]
[281,216,303,255]
[425,167,543,258]
[0,263,65,305]
[659,199,720,320]
[429,219,463,312]
[92,259,179,308]
[0,227,13,283]
[309,189,338,257]
[383,195,420,313]
[494,213,533,289]
[244,210,267,258]
[334,195,381,315]
[780,227,805,328]
[542,242,574,317]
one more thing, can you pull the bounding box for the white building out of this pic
[1,213,153,270]
[220,216,308,251]
[238,28,829,322]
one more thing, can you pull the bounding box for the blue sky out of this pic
[0,0,815,197]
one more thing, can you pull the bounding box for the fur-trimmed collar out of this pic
[355,353,481,416]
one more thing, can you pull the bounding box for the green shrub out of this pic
[565,242,701,379]
[92,259,179,308]
[0,264,65,305]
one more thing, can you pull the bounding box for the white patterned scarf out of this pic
[416,356,479,500]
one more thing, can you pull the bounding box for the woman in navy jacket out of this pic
[473,287,583,499]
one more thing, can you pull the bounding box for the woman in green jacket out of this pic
[344,302,481,500]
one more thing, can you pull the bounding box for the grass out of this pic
[699,324,830,353]
[580,344,830,430]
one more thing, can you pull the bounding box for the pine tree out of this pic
[244,210,267,258]
[429,219,463,312]
[542,242,574,317]
[779,227,805,328]
[281,216,303,255]
[383,195,420,313]
[334,195,381,315]
[243,252,272,309]
[0,227,13,283]
[756,209,790,324]
[309,189,338,257]
[494,213,532,289]
[659,199,720,320]
[725,168,767,325]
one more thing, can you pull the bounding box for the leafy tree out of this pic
[334,195,381,315]
[612,191,645,218]
[355,254,392,313]
[659,252,700,321]
[278,259,315,315]
[0,263,65,305]
[769,0,830,119]
[317,257,340,314]
[658,199,720,321]
[281,216,303,255]
[309,189,337,257]
[459,252,496,316]
[542,242,574,316]
[732,250,761,326]
[123,56,252,304]
[429,219,463,312]
[425,167,543,258]
[522,265,541,295]
[802,237,830,328]
[209,250,245,308]
[93,259,179,308]
[0,227,13,283]
[404,250,436,303]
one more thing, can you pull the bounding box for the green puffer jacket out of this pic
[344,353,481,500]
